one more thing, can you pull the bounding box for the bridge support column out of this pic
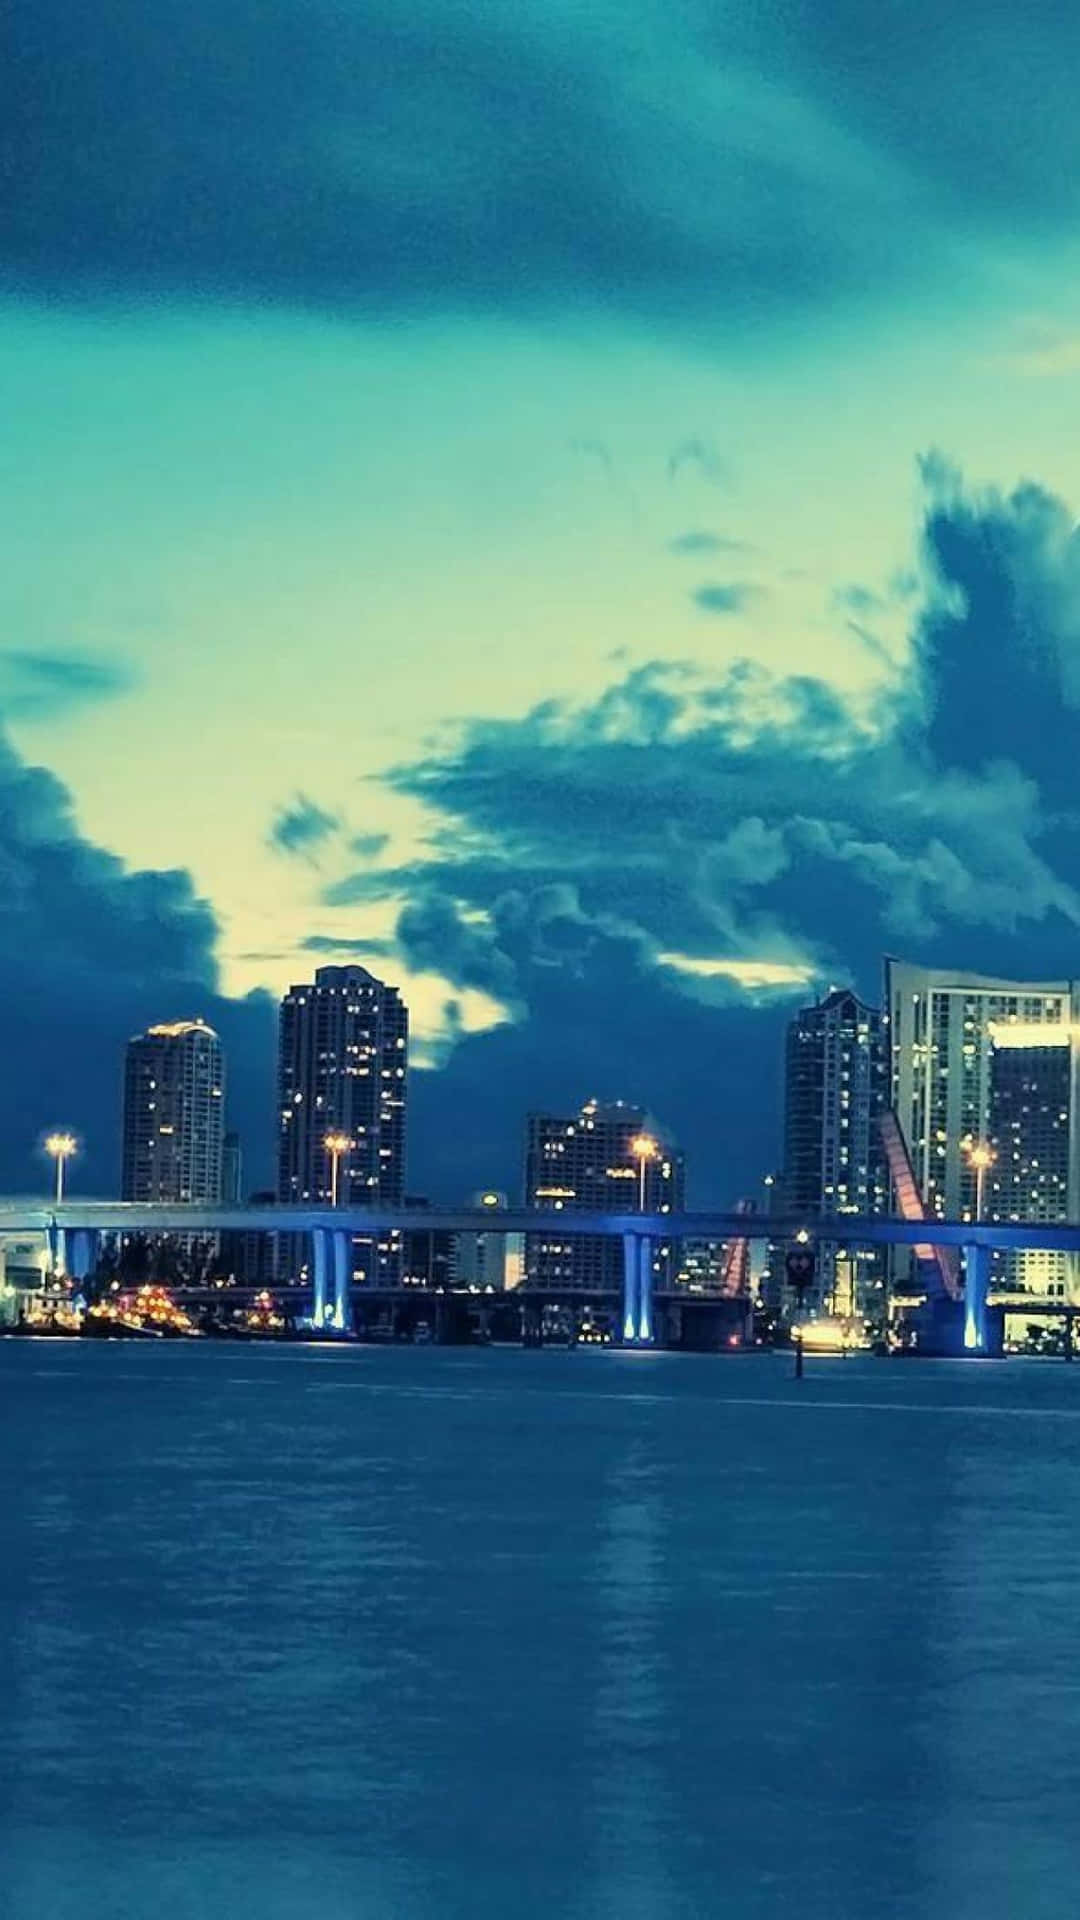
[332,1231,352,1332]
[622,1233,640,1343]
[311,1228,329,1328]
[637,1236,655,1345]
[47,1221,66,1279]
[964,1241,990,1354]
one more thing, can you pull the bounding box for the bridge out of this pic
[5,1199,1080,1352]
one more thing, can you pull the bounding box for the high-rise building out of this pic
[885,960,1079,1223]
[121,1019,225,1203]
[781,988,886,1309]
[277,964,408,1282]
[988,1023,1080,1298]
[523,1099,684,1295]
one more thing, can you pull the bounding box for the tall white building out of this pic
[884,960,1080,1225]
[121,1019,225,1202]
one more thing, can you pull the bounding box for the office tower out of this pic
[221,1131,243,1205]
[277,964,408,1281]
[885,960,1079,1222]
[781,988,886,1309]
[523,1099,684,1295]
[121,1019,225,1203]
[455,1191,525,1292]
[988,1023,1079,1298]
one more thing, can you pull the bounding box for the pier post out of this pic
[622,1233,640,1343]
[332,1231,352,1332]
[963,1241,990,1354]
[311,1228,328,1328]
[637,1236,655,1344]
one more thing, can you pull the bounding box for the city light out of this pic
[44,1132,77,1202]
[323,1132,350,1208]
[630,1133,658,1212]
[963,1138,996,1223]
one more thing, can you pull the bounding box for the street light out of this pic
[44,1132,77,1203]
[324,1133,350,1208]
[630,1133,658,1212]
[965,1140,995,1223]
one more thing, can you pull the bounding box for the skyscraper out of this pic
[885,960,1079,1222]
[523,1099,684,1295]
[988,1023,1080,1298]
[781,988,886,1309]
[277,964,408,1281]
[121,1019,225,1203]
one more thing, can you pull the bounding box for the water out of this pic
[4,1344,1080,1919]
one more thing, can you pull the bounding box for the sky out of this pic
[6,1,1080,1203]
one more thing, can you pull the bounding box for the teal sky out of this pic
[6,3,1080,1197]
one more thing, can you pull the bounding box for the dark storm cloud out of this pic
[0,650,134,717]
[310,461,1080,1199]
[0,731,274,1193]
[692,583,761,615]
[269,795,340,859]
[10,1,1070,323]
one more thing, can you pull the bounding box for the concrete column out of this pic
[637,1236,655,1344]
[964,1241,990,1354]
[48,1222,66,1280]
[311,1228,328,1328]
[332,1231,352,1332]
[622,1233,640,1343]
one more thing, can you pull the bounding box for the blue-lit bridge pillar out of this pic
[332,1231,352,1332]
[637,1236,655,1344]
[621,1233,655,1344]
[964,1241,990,1353]
[622,1233,639,1343]
[311,1228,329,1328]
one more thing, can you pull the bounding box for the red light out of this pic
[728,1334,740,1347]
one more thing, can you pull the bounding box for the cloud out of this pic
[301,934,396,958]
[3,0,1020,329]
[349,831,391,859]
[669,532,751,556]
[0,650,134,718]
[692,583,761,615]
[0,728,275,1195]
[269,794,340,860]
[668,438,727,485]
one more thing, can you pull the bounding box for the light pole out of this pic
[630,1133,658,1212]
[324,1133,350,1208]
[45,1132,77,1203]
[965,1140,995,1223]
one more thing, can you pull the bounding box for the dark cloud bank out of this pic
[6,3,1080,325]
[7,464,1079,1202]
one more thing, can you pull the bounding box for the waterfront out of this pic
[5,1346,1080,1918]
